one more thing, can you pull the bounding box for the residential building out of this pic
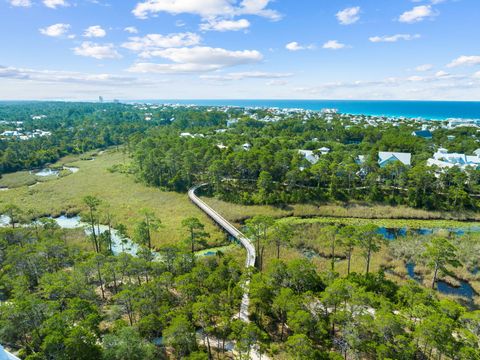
[427,148,480,171]
[378,152,412,167]
[412,130,433,139]
[299,150,319,165]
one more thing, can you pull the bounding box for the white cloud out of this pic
[399,5,437,23]
[124,26,139,34]
[73,42,121,59]
[285,42,314,51]
[435,70,450,78]
[43,0,69,9]
[415,64,433,72]
[200,18,250,32]
[266,79,288,86]
[132,0,281,20]
[407,75,424,82]
[9,0,32,7]
[122,33,201,56]
[200,71,292,81]
[447,55,480,68]
[369,34,421,43]
[127,46,263,74]
[336,6,360,25]
[39,23,71,37]
[83,25,107,38]
[322,40,346,50]
[474,71,480,79]
[0,65,144,85]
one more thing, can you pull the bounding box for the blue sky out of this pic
[0,0,479,100]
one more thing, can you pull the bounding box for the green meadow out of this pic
[0,149,226,249]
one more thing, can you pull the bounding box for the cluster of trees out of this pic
[0,210,248,359]
[0,102,152,173]
[1,202,479,359]
[250,262,480,359]
[133,114,480,211]
[0,102,235,175]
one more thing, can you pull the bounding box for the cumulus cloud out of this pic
[132,0,281,20]
[285,42,314,51]
[122,33,201,57]
[73,42,121,59]
[200,18,250,32]
[336,6,360,25]
[83,25,107,38]
[127,46,263,74]
[369,34,421,43]
[43,0,69,9]
[124,26,139,34]
[0,65,144,85]
[399,5,437,23]
[415,64,434,72]
[447,55,480,68]
[435,70,450,78]
[39,23,71,37]
[322,40,346,50]
[200,71,292,81]
[9,0,32,7]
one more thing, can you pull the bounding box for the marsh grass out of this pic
[200,197,480,224]
[0,149,225,248]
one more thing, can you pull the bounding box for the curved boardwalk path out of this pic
[188,184,256,323]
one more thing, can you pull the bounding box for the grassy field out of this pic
[279,216,480,230]
[200,196,480,225]
[0,150,225,249]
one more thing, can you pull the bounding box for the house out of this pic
[1,131,20,137]
[299,150,319,165]
[378,152,412,168]
[319,147,331,155]
[427,148,480,171]
[356,155,366,165]
[242,143,252,151]
[216,144,228,150]
[412,130,433,139]
[180,132,194,138]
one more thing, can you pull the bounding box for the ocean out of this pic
[136,100,480,121]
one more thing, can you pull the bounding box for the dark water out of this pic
[437,280,475,299]
[377,227,480,240]
[133,99,480,120]
[405,263,475,299]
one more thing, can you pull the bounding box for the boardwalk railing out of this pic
[188,184,256,268]
[188,184,256,323]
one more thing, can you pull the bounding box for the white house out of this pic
[242,143,252,151]
[378,152,412,167]
[299,150,319,165]
[427,148,480,171]
[319,147,331,155]
[180,132,194,138]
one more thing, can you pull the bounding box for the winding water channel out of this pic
[0,215,232,259]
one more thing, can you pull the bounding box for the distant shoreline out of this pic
[129,99,480,121]
[1,99,479,120]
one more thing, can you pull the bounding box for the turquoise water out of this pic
[135,100,480,120]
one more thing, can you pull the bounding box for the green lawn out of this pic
[0,149,225,248]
